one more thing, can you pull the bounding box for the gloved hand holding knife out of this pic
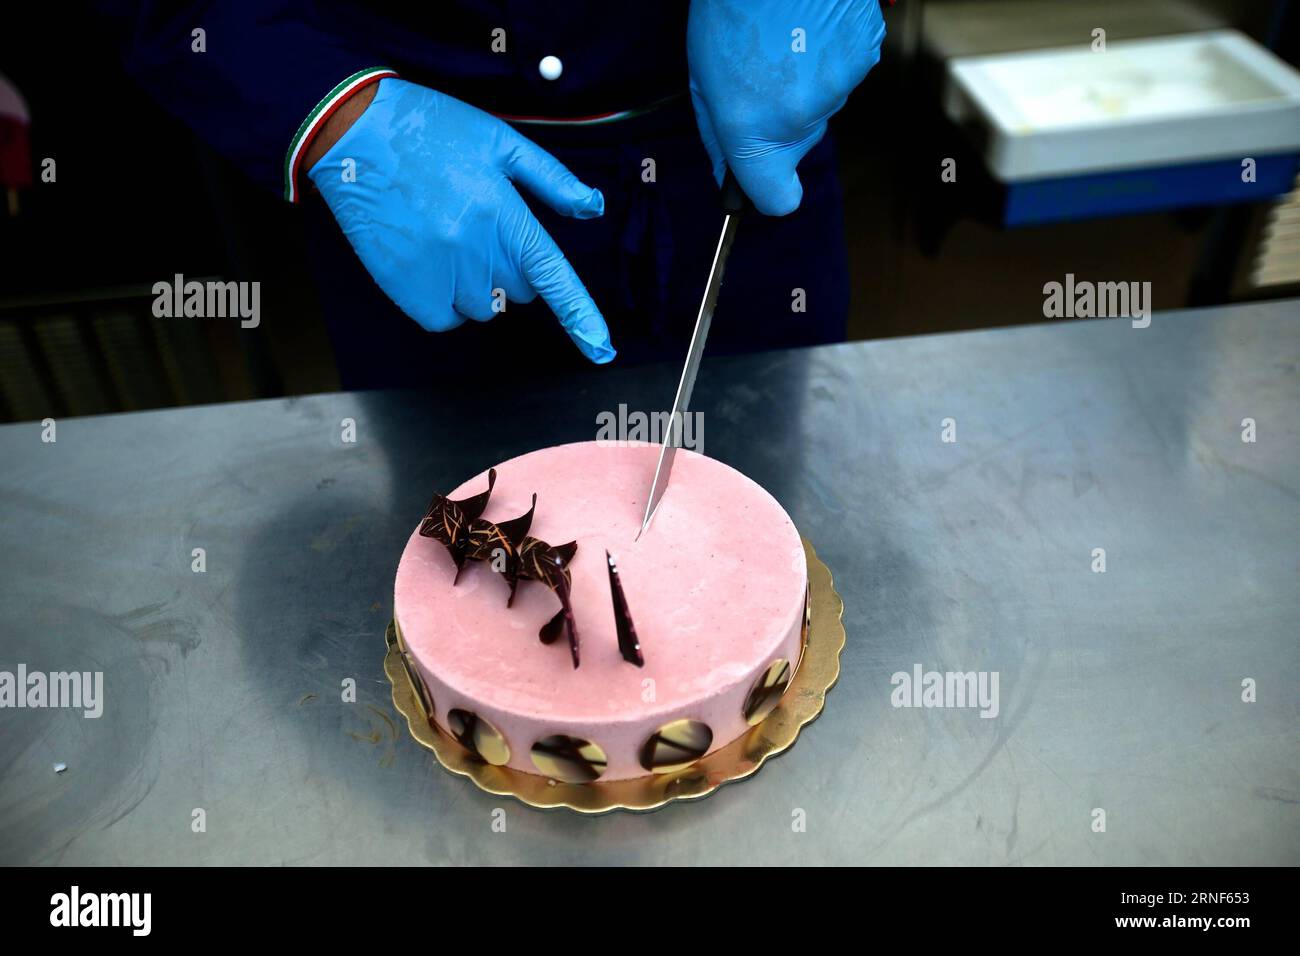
[688,0,886,215]
[638,0,886,530]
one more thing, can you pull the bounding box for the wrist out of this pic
[303,82,378,170]
[283,67,397,203]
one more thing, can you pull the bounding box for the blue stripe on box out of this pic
[1003,154,1300,226]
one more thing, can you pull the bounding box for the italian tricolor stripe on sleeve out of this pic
[283,67,398,203]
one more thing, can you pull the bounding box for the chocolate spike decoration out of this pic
[520,537,581,667]
[418,467,497,584]
[466,493,537,606]
[605,550,643,667]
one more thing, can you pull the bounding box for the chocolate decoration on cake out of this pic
[535,582,580,667]
[742,658,792,726]
[605,550,643,667]
[392,622,437,724]
[400,651,437,725]
[466,493,537,606]
[539,608,565,645]
[422,476,582,665]
[519,538,577,586]
[518,536,580,667]
[530,734,608,783]
[447,708,510,765]
[639,719,712,773]
[803,583,812,644]
[418,467,497,583]
[422,475,659,670]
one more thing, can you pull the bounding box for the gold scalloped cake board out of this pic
[384,535,845,814]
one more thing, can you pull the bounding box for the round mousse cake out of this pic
[393,441,808,782]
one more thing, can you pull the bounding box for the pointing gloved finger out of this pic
[514,212,614,364]
[502,129,605,220]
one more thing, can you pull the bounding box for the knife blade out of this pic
[638,171,750,537]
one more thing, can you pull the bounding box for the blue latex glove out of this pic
[688,0,886,216]
[308,79,615,363]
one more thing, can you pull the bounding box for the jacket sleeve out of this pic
[99,0,394,201]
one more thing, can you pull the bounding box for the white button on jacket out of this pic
[538,55,563,81]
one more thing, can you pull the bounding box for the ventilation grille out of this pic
[0,287,234,422]
[1250,174,1300,291]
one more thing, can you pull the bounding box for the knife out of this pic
[638,170,751,538]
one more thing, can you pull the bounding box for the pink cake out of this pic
[393,441,808,782]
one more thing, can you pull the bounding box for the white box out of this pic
[944,30,1300,181]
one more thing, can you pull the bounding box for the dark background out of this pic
[1,0,1296,423]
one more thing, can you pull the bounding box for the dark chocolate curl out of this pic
[606,550,643,666]
[518,537,580,665]
[518,537,576,590]
[493,493,537,548]
[418,468,498,583]
[497,493,537,605]
[552,576,580,668]
[539,608,566,645]
[552,540,578,567]
[466,493,537,605]
[419,496,468,570]
[453,467,497,522]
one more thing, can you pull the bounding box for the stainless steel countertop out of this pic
[2,300,1297,865]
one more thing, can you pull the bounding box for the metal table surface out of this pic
[1,300,1297,866]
